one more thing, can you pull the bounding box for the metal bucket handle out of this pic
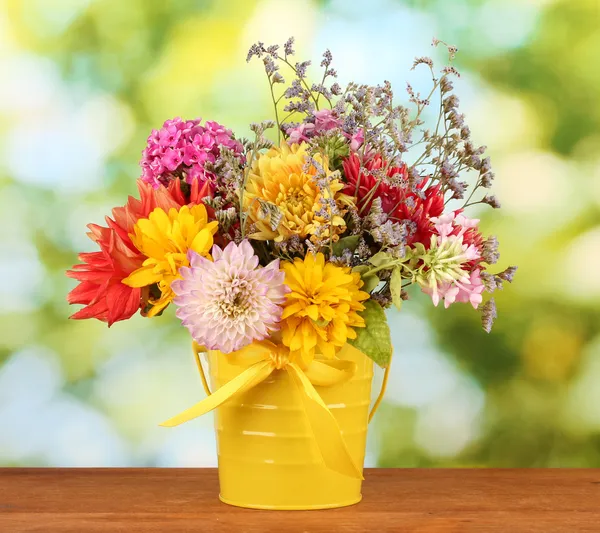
[192,342,391,424]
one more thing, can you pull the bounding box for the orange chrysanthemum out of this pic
[244,142,351,243]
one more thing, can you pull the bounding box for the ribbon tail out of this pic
[160,360,273,427]
[287,363,363,480]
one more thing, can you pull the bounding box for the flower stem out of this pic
[362,258,408,278]
[278,55,320,110]
[268,80,282,144]
[239,136,260,238]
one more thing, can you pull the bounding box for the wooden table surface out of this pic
[0,469,598,532]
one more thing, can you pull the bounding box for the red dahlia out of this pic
[341,153,445,246]
[66,179,212,325]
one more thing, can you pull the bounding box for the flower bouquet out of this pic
[67,38,515,510]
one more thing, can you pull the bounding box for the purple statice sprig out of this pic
[246,37,497,218]
[244,37,514,331]
[236,120,276,240]
[247,39,341,142]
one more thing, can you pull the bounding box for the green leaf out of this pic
[352,265,369,275]
[352,265,380,293]
[362,275,380,293]
[412,242,427,257]
[332,235,360,256]
[390,267,403,311]
[348,300,392,368]
[368,251,392,267]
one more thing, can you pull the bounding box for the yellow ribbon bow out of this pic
[160,340,363,480]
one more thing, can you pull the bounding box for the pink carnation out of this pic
[432,212,484,262]
[140,117,244,189]
[421,213,487,309]
[314,109,342,130]
[349,128,364,151]
[287,122,315,144]
[423,269,485,309]
[172,240,290,353]
[285,111,364,152]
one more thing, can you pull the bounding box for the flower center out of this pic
[285,188,305,206]
[216,278,252,319]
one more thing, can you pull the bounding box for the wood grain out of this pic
[0,469,598,532]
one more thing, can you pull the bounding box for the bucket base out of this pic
[218,494,363,511]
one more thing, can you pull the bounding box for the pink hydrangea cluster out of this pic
[140,117,244,188]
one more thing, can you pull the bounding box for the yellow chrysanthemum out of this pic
[244,142,351,242]
[280,252,369,366]
[123,204,218,317]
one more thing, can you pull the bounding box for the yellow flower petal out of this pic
[127,205,219,315]
[305,305,319,321]
[280,253,368,365]
[244,142,348,241]
[122,264,160,288]
[281,301,306,319]
[190,229,213,256]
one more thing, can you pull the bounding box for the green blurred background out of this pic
[1,0,599,467]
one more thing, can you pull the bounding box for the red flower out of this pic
[393,178,445,246]
[108,180,182,246]
[66,179,212,325]
[67,224,144,325]
[342,153,404,214]
[165,176,213,210]
[342,153,444,245]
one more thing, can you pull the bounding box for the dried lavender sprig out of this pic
[249,38,504,253]
[480,298,498,333]
[239,120,275,238]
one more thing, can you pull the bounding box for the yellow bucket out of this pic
[203,343,383,510]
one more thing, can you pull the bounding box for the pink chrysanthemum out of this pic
[172,240,289,353]
[140,117,244,188]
